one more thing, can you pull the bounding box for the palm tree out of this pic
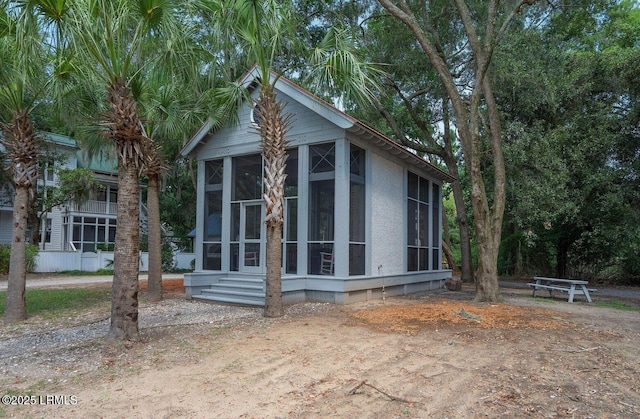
[142,136,165,301]
[65,0,193,340]
[204,0,381,317]
[139,49,223,301]
[0,1,58,322]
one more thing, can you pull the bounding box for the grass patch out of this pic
[57,269,114,276]
[533,297,559,304]
[595,299,638,311]
[0,288,111,318]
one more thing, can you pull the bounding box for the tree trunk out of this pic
[443,153,474,283]
[473,75,506,302]
[264,223,284,317]
[442,240,456,272]
[4,186,29,323]
[146,174,163,302]
[27,210,40,248]
[376,0,525,303]
[109,162,140,341]
[257,86,290,318]
[466,146,503,301]
[474,225,501,300]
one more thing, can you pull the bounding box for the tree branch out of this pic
[347,380,416,404]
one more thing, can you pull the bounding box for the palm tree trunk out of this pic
[264,223,283,317]
[146,174,163,301]
[109,162,141,340]
[257,87,291,318]
[4,186,29,323]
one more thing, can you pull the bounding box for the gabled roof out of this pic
[181,67,455,183]
[42,132,78,149]
[39,132,118,175]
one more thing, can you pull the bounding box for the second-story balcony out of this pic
[68,200,118,215]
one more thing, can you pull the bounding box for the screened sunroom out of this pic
[181,68,454,305]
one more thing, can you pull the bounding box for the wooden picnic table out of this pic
[527,277,596,303]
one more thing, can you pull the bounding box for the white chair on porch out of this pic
[319,251,334,275]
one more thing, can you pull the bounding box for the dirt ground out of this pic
[2,280,640,418]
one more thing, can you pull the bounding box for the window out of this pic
[233,154,262,201]
[203,159,223,270]
[308,143,335,275]
[41,217,52,245]
[69,216,116,252]
[250,102,261,127]
[407,172,430,271]
[45,160,54,182]
[109,187,118,204]
[349,145,366,275]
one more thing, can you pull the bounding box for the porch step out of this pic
[194,277,265,306]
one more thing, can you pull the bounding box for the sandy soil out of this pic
[2,282,640,418]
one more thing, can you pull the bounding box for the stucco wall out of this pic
[370,152,405,276]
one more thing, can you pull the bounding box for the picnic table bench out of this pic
[527,277,596,303]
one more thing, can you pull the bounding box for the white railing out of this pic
[68,200,118,215]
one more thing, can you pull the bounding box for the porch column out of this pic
[334,139,349,277]
[221,156,233,273]
[195,160,205,271]
[297,145,309,275]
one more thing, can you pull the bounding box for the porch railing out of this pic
[68,200,118,215]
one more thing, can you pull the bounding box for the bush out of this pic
[0,244,38,274]
[0,245,9,274]
[96,243,115,251]
[620,253,640,285]
[26,244,38,272]
[161,241,177,272]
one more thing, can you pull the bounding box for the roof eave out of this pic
[181,119,213,157]
[347,122,456,183]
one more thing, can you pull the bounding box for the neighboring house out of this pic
[0,132,147,253]
[181,68,455,306]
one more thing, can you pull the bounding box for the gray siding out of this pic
[0,211,11,244]
[196,91,344,162]
[370,152,405,276]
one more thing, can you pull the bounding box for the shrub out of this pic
[0,245,9,274]
[161,241,177,272]
[26,244,38,272]
[0,244,38,274]
[96,243,115,251]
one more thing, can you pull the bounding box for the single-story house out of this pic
[180,67,454,305]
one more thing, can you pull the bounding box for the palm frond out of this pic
[307,25,385,108]
[208,81,252,130]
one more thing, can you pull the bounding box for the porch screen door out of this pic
[241,202,263,272]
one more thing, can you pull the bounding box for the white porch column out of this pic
[221,156,233,273]
[334,139,349,277]
[297,145,309,275]
[195,160,205,271]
